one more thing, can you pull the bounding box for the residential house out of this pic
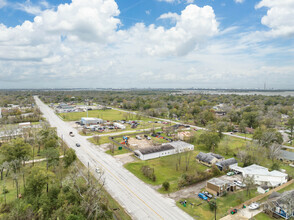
[206,178,236,196]
[230,164,288,187]
[264,190,294,219]
[196,152,224,167]
[216,158,238,171]
[278,150,294,163]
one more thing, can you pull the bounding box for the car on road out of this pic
[76,143,81,147]
[95,168,101,174]
[234,180,246,188]
[69,131,75,137]
[198,193,208,201]
[202,191,213,199]
[249,202,260,210]
[227,171,235,176]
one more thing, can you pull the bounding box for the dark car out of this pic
[76,143,81,147]
[202,191,213,199]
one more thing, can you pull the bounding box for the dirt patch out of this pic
[114,153,136,164]
[127,137,154,150]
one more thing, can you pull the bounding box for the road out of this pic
[35,96,192,220]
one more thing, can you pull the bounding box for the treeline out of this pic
[0,123,120,220]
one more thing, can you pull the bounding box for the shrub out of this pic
[141,165,157,182]
[162,181,170,191]
[178,171,213,188]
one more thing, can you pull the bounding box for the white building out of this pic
[113,122,126,130]
[134,141,194,160]
[81,117,103,125]
[19,122,31,128]
[0,108,2,118]
[230,164,288,187]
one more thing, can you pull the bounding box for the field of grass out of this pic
[177,189,258,220]
[254,212,274,220]
[105,147,130,156]
[58,109,151,122]
[235,132,253,139]
[124,150,209,192]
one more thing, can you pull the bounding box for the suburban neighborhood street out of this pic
[34,96,193,220]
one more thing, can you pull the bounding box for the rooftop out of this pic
[139,144,175,155]
[207,178,230,187]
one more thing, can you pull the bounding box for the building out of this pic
[257,185,270,194]
[81,117,103,125]
[19,122,31,128]
[206,178,236,196]
[216,158,238,171]
[196,152,224,167]
[264,190,294,219]
[278,150,294,163]
[0,108,2,119]
[134,141,194,160]
[230,164,288,187]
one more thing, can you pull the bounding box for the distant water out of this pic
[180,90,294,97]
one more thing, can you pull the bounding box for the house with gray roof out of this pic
[196,152,224,167]
[278,150,294,163]
[215,158,238,171]
[264,190,294,219]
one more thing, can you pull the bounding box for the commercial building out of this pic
[196,152,224,167]
[134,141,194,160]
[81,117,103,125]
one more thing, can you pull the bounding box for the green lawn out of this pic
[124,150,209,193]
[177,189,258,220]
[58,109,152,122]
[254,212,274,220]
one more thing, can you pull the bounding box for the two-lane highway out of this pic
[35,96,193,220]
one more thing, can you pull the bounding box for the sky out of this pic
[0,0,293,89]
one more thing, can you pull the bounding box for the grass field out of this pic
[177,189,258,220]
[254,212,274,220]
[124,150,209,193]
[59,109,151,122]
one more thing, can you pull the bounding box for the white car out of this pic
[95,168,101,173]
[249,202,260,210]
[234,180,246,188]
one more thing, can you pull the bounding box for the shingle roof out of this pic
[217,158,238,167]
[139,144,174,155]
[279,150,294,161]
[196,152,215,163]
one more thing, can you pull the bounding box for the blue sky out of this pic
[0,0,293,89]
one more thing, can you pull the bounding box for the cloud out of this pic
[0,0,7,8]
[157,0,194,4]
[127,4,218,56]
[158,12,180,22]
[256,0,294,37]
[234,0,245,3]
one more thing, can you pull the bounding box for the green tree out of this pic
[198,131,221,152]
[162,181,170,191]
[286,118,294,144]
[64,149,77,168]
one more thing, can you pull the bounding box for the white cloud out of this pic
[234,0,245,3]
[0,0,7,8]
[157,0,194,4]
[158,12,180,22]
[256,0,294,37]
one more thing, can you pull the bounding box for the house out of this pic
[264,190,294,219]
[206,178,236,196]
[0,108,2,118]
[278,150,294,163]
[215,158,238,171]
[214,111,227,117]
[134,141,194,160]
[257,185,270,194]
[196,152,224,167]
[230,164,288,187]
[81,117,103,125]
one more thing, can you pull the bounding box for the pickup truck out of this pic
[69,132,75,137]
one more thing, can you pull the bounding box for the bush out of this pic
[271,162,280,171]
[162,181,170,191]
[208,200,216,211]
[141,165,157,182]
[178,171,213,188]
[211,165,222,176]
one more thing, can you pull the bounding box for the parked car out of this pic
[231,209,237,214]
[76,143,81,147]
[202,191,213,199]
[234,180,246,188]
[248,202,260,210]
[227,171,235,176]
[95,168,101,174]
[198,193,208,201]
[151,134,156,137]
[136,135,142,140]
